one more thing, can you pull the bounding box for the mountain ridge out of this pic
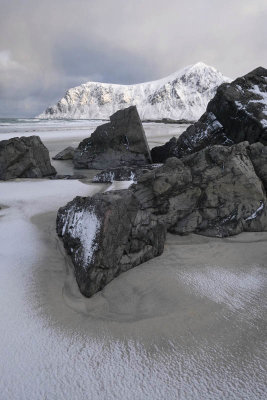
[38,62,231,121]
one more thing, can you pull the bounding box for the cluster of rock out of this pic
[57,141,267,297]
[57,66,267,298]
[2,66,266,299]
[0,136,56,180]
[151,67,267,162]
[73,106,152,169]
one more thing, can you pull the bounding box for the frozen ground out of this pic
[0,121,267,399]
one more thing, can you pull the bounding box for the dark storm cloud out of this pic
[55,40,157,84]
[0,0,266,117]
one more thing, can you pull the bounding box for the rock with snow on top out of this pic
[57,191,165,297]
[151,67,267,162]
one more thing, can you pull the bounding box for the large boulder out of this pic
[57,191,165,297]
[74,106,152,169]
[151,67,267,162]
[0,136,56,180]
[57,141,267,297]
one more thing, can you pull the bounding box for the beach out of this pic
[0,120,266,399]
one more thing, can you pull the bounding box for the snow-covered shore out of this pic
[0,179,266,399]
[0,121,266,399]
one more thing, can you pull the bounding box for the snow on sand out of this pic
[0,179,267,399]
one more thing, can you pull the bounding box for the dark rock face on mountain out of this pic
[57,141,267,297]
[52,146,75,160]
[151,67,267,162]
[0,136,56,180]
[73,106,152,169]
[93,164,161,183]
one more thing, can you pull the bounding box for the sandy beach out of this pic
[0,121,266,399]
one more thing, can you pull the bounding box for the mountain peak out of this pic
[39,63,230,121]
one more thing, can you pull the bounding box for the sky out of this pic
[0,0,267,117]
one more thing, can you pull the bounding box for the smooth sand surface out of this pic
[0,122,266,399]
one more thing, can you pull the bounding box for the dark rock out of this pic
[52,146,75,160]
[92,164,162,183]
[57,191,165,297]
[74,106,152,169]
[0,136,56,180]
[247,142,267,190]
[151,137,179,163]
[49,174,87,180]
[151,67,267,162]
[143,118,195,124]
[57,141,267,297]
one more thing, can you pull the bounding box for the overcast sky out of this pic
[0,0,266,117]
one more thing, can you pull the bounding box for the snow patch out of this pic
[245,202,264,221]
[105,180,134,191]
[62,208,100,267]
[249,84,267,127]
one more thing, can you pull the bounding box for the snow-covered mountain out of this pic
[38,62,231,121]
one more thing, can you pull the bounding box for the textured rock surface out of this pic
[151,67,267,162]
[52,146,75,160]
[57,141,267,297]
[57,191,165,297]
[247,142,267,190]
[0,136,56,180]
[92,164,162,183]
[74,106,152,169]
[39,62,230,121]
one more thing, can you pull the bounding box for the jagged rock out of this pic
[52,146,75,160]
[146,142,267,237]
[0,136,56,180]
[92,164,162,183]
[73,106,152,169]
[57,141,267,297]
[151,67,267,162]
